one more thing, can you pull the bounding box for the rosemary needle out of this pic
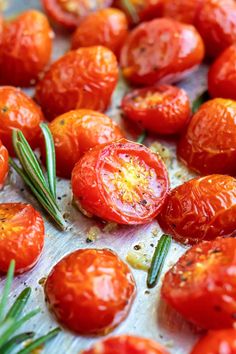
[192,91,210,114]
[1,332,35,354]
[121,0,140,24]
[136,131,147,144]
[5,288,31,320]
[0,260,15,323]
[17,328,61,354]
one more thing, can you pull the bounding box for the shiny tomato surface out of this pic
[162,0,203,25]
[162,238,236,330]
[178,98,236,175]
[36,46,118,120]
[72,139,169,224]
[121,85,190,135]
[44,249,136,334]
[0,87,44,156]
[120,18,204,86]
[0,10,53,87]
[114,0,164,23]
[0,141,8,190]
[0,203,45,274]
[191,329,236,354]
[45,109,124,178]
[158,175,236,245]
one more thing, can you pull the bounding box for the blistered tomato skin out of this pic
[0,141,8,189]
[114,0,164,23]
[121,18,204,86]
[158,175,236,245]
[36,46,118,120]
[0,10,53,87]
[0,203,45,274]
[178,99,236,175]
[44,249,136,334]
[162,0,203,25]
[191,329,236,354]
[122,85,191,135]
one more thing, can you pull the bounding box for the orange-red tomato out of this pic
[114,0,164,23]
[191,329,236,354]
[121,85,191,135]
[162,238,236,330]
[0,87,44,156]
[120,18,204,86]
[0,203,45,274]
[178,98,236,175]
[71,8,128,57]
[0,10,53,87]
[44,249,136,334]
[162,0,204,25]
[35,46,118,120]
[0,140,8,189]
[158,175,236,245]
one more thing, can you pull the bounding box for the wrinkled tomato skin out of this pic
[44,249,136,334]
[178,99,236,175]
[120,18,204,86]
[0,87,44,156]
[191,329,236,354]
[162,0,203,25]
[162,238,236,330]
[158,175,236,245]
[0,141,8,189]
[82,335,170,354]
[0,203,45,274]
[0,10,53,87]
[71,8,128,57]
[72,139,169,225]
[35,46,118,120]
[121,85,191,135]
[114,0,164,23]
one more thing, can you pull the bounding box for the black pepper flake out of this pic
[1,106,8,113]
[139,199,147,206]
[145,290,150,295]
[86,238,93,243]
[134,245,141,250]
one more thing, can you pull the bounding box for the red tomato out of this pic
[120,18,204,86]
[121,85,191,135]
[162,237,236,330]
[0,10,53,87]
[44,249,136,334]
[0,203,45,274]
[114,0,164,23]
[0,87,44,156]
[162,0,204,25]
[178,98,236,175]
[35,46,118,120]
[0,140,8,189]
[72,139,169,224]
[158,175,236,245]
[191,329,236,354]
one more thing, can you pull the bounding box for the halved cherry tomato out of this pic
[0,10,53,87]
[0,140,8,189]
[81,335,170,354]
[71,8,128,57]
[158,175,236,245]
[191,329,236,354]
[44,248,136,334]
[114,0,164,23]
[121,85,190,135]
[162,0,204,25]
[42,0,113,30]
[120,18,204,86]
[43,109,124,178]
[36,46,118,120]
[178,98,236,175]
[162,237,236,330]
[72,139,169,224]
[0,87,44,156]
[0,203,45,274]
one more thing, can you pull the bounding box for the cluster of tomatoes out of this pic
[0,0,236,352]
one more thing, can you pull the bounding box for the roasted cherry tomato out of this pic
[42,0,113,30]
[0,10,53,87]
[0,141,8,189]
[158,175,236,245]
[120,18,204,86]
[178,98,236,175]
[162,0,203,25]
[44,109,124,178]
[0,87,44,156]
[121,85,190,135]
[36,46,118,120]
[72,139,169,224]
[114,0,164,23]
[162,237,236,330]
[81,335,170,354]
[44,248,136,334]
[0,203,45,274]
[191,329,236,354]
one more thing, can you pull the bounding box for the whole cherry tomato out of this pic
[44,248,136,334]
[35,46,118,120]
[158,175,236,245]
[42,0,113,30]
[0,203,45,274]
[191,329,236,354]
[0,10,53,87]
[162,0,204,25]
[71,8,128,57]
[44,109,124,178]
[0,87,44,156]
[114,0,164,23]
[162,237,236,330]
[120,18,204,86]
[178,98,236,175]
[72,139,169,224]
[0,140,8,189]
[81,335,170,354]
[121,85,191,135]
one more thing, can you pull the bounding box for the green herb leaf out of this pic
[0,332,35,354]
[5,287,31,320]
[121,0,140,24]
[136,131,147,144]
[0,260,15,323]
[192,91,210,114]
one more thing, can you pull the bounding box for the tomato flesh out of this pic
[0,141,8,189]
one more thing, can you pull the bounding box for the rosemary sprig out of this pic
[1,332,35,354]
[121,0,140,24]
[136,130,147,144]
[0,260,15,322]
[17,328,60,354]
[192,91,210,114]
